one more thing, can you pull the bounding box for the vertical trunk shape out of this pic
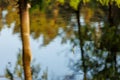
[76,2,87,80]
[108,1,113,27]
[19,0,32,80]
[108,0,117,70]
[108,1,117,77]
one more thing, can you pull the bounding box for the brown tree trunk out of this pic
[19,0,32,80]
[108,1,117,78]
[76,2,87,80]
[108,1,114,27]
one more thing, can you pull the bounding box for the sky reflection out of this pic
[0,24,81,80]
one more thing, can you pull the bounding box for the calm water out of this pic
[0,23,82,80]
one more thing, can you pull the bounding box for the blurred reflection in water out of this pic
[0,24,82,80]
